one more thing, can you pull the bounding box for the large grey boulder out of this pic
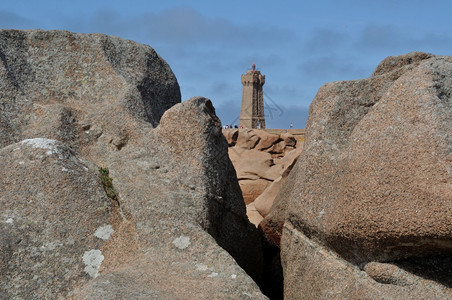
[0,139,113,299]
[70,97,264,299]
[267,52,452,299]
[0,30,265,299]
[0,29,181,150]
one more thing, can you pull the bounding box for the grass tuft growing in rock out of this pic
[99,167,118,202]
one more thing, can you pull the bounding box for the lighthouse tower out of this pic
[239,64,265,129]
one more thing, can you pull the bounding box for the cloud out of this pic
[303,28,349,53]
[237,53,287,71]
[300,55,368,81]
[356,24,452,55]
[357,24,403,51]
[208,81,237,96]
[296,27,374,89]
[65,6,295,50]
[418,33,452,54]
[0,10,35,29]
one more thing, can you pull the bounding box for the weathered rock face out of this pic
[253,146,302,218]
[270,52,452,298]
[0,29,181,150]
[0,139,113,299]
[282,223,452,300]
[72,97,265,299]
[0,30,266,299]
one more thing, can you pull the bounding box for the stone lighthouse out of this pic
[239,64,265,129]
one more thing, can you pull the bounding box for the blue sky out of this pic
[1,1,452,128]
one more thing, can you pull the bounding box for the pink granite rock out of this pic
[271,52,452,298]
[227,129,301,206]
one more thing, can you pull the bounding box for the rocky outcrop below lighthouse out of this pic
[223,128,303,226]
